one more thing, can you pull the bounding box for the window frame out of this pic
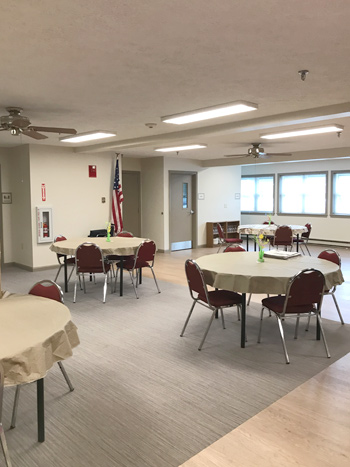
[330,170,350,218]
[241,174,275,215]
[277,171,328,217]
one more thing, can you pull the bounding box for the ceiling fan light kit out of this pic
[225,142,292,159]
[155,144,207,152]
[60,131,116,143]
[261,124,344,140]
[161,101,258,125]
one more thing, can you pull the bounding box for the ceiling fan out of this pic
[224,142,292,159]
[0,107,77,140]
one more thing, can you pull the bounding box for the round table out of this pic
[237,224,307,251]
[196,251,344,348]
[0,294,80,441]
[50,236,148,294]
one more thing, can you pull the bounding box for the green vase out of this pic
[258,247,264,262]
[106,233,111,242]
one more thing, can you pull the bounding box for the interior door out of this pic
[122,171,141,237]
[170,173,194,251]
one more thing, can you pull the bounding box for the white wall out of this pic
[241,157,350,244]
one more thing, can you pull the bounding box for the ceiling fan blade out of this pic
[266,152,292,157]
[29,126,77,135]
[22,129,48,140]
[258,153,270,159]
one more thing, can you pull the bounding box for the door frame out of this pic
[169,171,198,250]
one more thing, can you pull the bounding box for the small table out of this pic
[238,224,307,252]
[50,236,147,295]
[0,294,80,442]
[196,251,344,349]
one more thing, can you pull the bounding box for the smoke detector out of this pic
[145,123,157,129]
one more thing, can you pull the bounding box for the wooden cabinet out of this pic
[206,221,240,247]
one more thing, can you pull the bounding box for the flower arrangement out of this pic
[267,214,272,226]
[255,232,269,262]
[106,222,111,242]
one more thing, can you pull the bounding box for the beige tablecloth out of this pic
[238,224,307,236]
[50,236,148,256]
[196,251,344,294]
[0,294,80,386]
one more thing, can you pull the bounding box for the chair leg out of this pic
[198,310,217,351]
[54,264,63,282]
[304,243,311,256]
[129,270,139,298]
[237,305,241,321]
[316,314,331,358]
[305,313,311,331]
[0,428,12,467]
[150,266,161,294]
[103,274,108,303]
[220,308,226,329]
[10,385,21,429]
[73,275,78,303]
[257,307,265,343]
[57,362,74,391]
[180,302,196,337]
[276,316,290,364]
[331,292,344,324]
[68,264,75,282]
[247,293,252,306]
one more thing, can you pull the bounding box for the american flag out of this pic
[111,158,123,234]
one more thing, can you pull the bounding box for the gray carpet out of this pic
[1,265,350,467]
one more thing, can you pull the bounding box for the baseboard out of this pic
[7,262,57,272]
[309,239,350,249]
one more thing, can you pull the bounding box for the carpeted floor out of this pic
[1,265,350,467]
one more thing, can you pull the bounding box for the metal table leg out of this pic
[119,258,124,296]
[296,234,300,252]
[64,256,68,293]
[37,378,45,442]
[241,293,246,348]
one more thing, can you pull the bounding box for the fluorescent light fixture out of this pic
[161,101,258,125]
[60,131,116,143]
[261,124,344,140]
[155,144,207,152]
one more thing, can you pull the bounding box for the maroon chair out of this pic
[0,363,12,466]
[181,259,242,350]
[117,240,160,299]
[11,280,74,431]
[262,220,275,243]
[116,231,133,237]
[258,269,330,364]
[217,223,243,253]
[54,235,76,283]
[317,249,344,324]
[106,231,134,271]
[74,243,112,303]
[272,225,293,251]
[293,223,312,256]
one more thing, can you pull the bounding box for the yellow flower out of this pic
[259,233,264,240]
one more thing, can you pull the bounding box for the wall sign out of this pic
[41,184,46,201]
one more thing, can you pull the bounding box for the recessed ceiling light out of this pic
[161,101,258,125]
[261,124,344,139]
[155,144,207,152]
[60,131,116,143]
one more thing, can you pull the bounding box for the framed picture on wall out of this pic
[2,193,12,204]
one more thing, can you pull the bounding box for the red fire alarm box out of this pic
[89,165,97,178]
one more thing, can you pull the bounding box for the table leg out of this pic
[37,378,45,442]
[296,234,300,252]
[246,234,249,251]
[241,293,246,348]
[64,256,68,293]
[119,258,124,296]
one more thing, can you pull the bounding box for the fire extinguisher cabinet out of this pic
[37,207,53,243]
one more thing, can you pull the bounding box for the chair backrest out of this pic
[285,268,325,310]
[318,249,341,267]
[216,223,225,240]
[117,231,134,237]
[274,225,293,246]
[75,242,106,273]
[29,280,64,303]
[223,245,246,252]
[134,240,156,267]
[302,223,312,239]
[185,259,210,303]
[54,235,68,263]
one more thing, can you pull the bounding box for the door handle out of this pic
[190,210,195,214]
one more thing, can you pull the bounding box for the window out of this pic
[241,175,274,213]
[278,172,327,215]
[331,171,350,215]
[182,183,188,208]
